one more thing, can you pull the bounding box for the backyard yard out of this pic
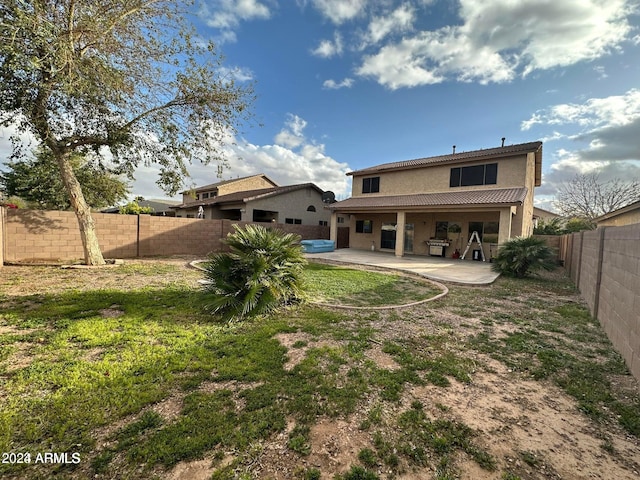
[0,257,639,479]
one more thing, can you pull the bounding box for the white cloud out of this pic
[0,123,39,165]
[218,66,254,83]
[522,89,640,131]
[361,3,415,47]
[309,0,367,25]
[311,32,343,58]
[174,114,352,199]
[200,0,272,42]
[322,78,354,89]
[356,0,634,89]
[523,88,640,198]
[274,114,307,148]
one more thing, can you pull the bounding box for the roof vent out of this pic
[501,137,506,147]
[452,145,456,154]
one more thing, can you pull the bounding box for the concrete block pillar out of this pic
[498,207,513,245]
[395,210,406,257]
[330,211,338,244]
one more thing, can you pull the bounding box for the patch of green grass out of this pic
[358,448,378,468]
[366,402,495,477]
[519,450,540,467]
[502,473,522,480]
[288,424,312,456]
[382,337,475,388]
[335,465,380,480]
[303,262,441,307]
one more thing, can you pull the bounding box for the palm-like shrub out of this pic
[491,236,556,278]
[203,224,307,320]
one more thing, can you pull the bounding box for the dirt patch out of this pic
[99,306,125,318]
[0,256,203,296]
[166,458,216,480]
[402,357,640,479]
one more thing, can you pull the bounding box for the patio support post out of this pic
[329,211,338,244]
[395,210,406,257]
[498,208,513,245]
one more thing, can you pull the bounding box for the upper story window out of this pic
[450,163,498,187]
[362,176,380,193]
[202,192,209,199]
[307,205,316,212]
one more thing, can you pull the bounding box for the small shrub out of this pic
[358,448,378,468]
[491,236,556,278]
[203,224,306,320]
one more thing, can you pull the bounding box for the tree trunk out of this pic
[55,152,106,265]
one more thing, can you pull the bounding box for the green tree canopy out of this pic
[0,0,253,264]
[119,200,154,215]
[1,148,129,210]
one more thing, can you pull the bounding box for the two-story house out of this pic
[172,174,332,226]
[328,141,542,260]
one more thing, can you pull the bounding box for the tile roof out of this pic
[179,173,278,194]
[348,141,543,176]
[173,183,324,209]
[328,188,528,211]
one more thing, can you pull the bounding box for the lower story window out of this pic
[356,220,373,233]
[469,221,499,243]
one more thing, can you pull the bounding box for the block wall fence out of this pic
[558,225,640,381]
[0,208,329,265]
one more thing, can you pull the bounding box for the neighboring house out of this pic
[532,206,561,228]
[172,174,332,225]
[594,200,640,227]
[328,141,543,260]
[102,199,181,216]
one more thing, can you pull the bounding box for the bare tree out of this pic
[553,173,640,220]
[0,0,252,264]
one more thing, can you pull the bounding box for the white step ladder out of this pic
[460,231,485,261]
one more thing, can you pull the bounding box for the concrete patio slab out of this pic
[305,248,500,285]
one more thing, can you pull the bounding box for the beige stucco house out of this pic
[328,141,543,260]
[594,200,640,227]
[532,206,561,229]
[172,174,331,225]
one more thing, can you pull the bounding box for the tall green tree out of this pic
[0,0,252,264]
[1,148,129,210]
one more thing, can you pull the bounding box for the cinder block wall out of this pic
[597,225,640,378]
[0,206,5,268]
[562,225,640,381]
[577,230,602,314]
[3,210,330,263]
[139,215,225,257]
[570,232,583,285]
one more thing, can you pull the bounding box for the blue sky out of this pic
[2,0,640,211]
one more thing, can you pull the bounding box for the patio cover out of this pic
[328,187,528,212]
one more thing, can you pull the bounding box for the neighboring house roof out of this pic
[172,183,325,209]
[180,174,278,194]
[533,206,560,218]
[101,198,180,213]
[593,200,640,223]
[329,187,528,211]
[349,141,543,186]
